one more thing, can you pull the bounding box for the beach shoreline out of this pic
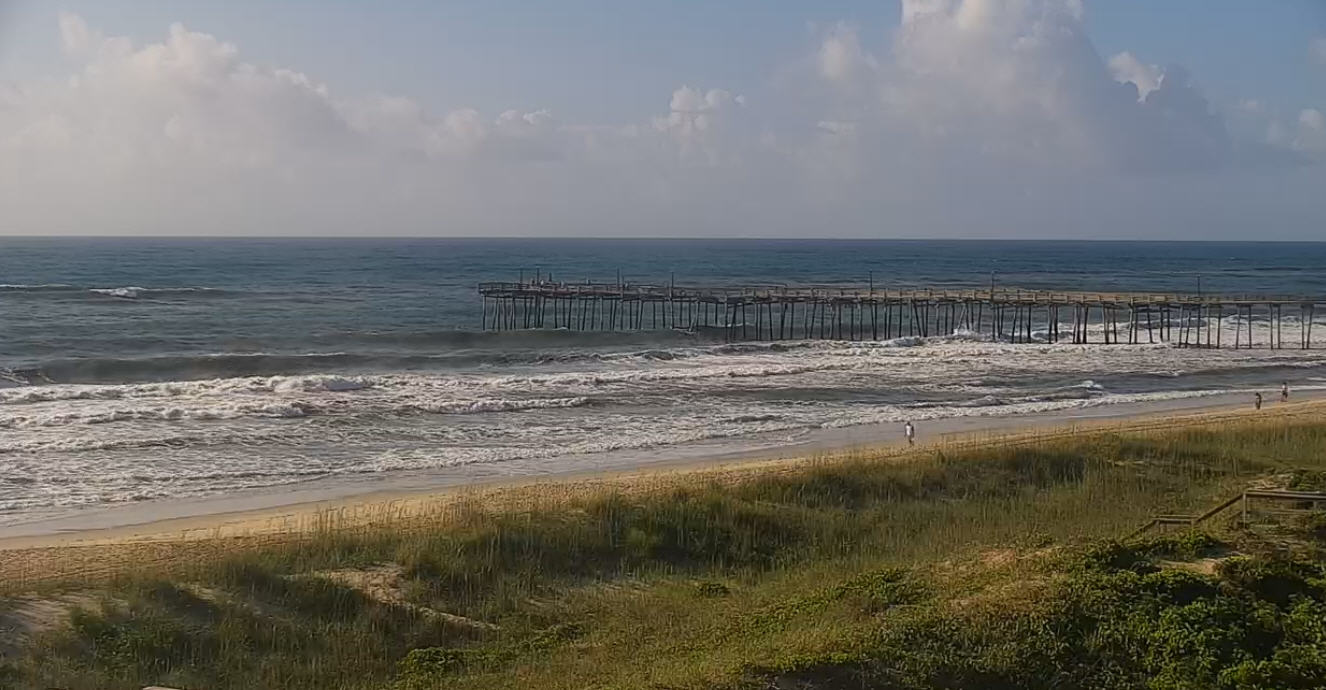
[4,389,1322,551]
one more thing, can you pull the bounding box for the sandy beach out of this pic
[4,389,1322,552]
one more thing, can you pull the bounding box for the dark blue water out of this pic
[3,238,1325,382]
[3,238,1326,522]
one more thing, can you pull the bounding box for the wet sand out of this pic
[2,390,1321,551]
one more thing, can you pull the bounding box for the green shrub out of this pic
[1217,557,1326,607]
[1286,470,1326,492]
[397,647,466,687]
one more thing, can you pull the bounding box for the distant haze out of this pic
[0,0,1324,238]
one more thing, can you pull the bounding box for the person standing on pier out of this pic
[904,421,916,446]
[1282,382,1290,403]
[1255,392,1263,410]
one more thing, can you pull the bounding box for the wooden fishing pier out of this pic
[478,280,1323,349]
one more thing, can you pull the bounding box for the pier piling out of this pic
[477,280,1322,350]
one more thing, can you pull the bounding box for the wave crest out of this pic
[0,394,593,429]
[89,286,226,299]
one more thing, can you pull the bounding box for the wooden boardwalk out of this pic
[1129,488,1326,538]
[478,280,1323,349]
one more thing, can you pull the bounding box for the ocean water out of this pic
[3,238,1326,523]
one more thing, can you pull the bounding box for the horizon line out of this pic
[2,235,1325,244]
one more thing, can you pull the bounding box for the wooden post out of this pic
[1241,306,1251,350]
[1303,304,1310,350]
[1276,304,1283,350]
[1309,304,1315,349]
[807,297,816,339]
[758,295,769,339]
[1304,303,1315,350]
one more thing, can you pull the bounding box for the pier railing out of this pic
[477,280,1322,348]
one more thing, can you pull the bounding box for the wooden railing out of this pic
[1128,488,1326,539]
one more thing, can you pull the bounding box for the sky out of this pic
[0,0,1324,238]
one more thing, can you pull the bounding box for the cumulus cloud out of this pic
[650,86,749,165]
[1109,52,1162,101]
[879,0,1233,172]
[0,7,1322,238]
[656,86,744,133]
[817,23,878,85]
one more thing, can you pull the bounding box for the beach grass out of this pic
[4,407,1326,689]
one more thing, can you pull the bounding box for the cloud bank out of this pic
[1,1,1323,238]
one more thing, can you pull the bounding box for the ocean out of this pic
[3,238,1326,525]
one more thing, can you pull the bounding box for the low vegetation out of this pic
[3,411,1326,689]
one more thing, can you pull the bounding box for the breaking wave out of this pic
[0,283,75,291]
[1,283,229,299]
[0,394,593,429]
[3,331,1014,386]
[88,286,228,299]
[5,325,1326,521]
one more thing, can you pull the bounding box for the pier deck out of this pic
[478,281,1322,348]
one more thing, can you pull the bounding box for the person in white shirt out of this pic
[904,420,915,446]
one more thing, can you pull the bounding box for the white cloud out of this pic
[58,12,94,55]
[0,8,1322,238]
[659,85,742,126]
[646,86,749,165]
[1311,37,1326,66]
[817,23,878,85]
[837,0,1234,173]
[1295,109,1326,154]
[815,120,856,136]
[1108,52,1161,101]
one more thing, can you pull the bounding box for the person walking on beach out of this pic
[904,421,915,446]
[1282,382,1289,403]
[1254,392,1263,410]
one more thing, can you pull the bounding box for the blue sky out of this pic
[0,1,1324,237]
[4,0,1323,121]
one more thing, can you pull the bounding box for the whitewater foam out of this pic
[0,283,75,291]
[87,285,224,299]
[5,329,1326,520]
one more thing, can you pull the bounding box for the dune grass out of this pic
[4,411,1326,689]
